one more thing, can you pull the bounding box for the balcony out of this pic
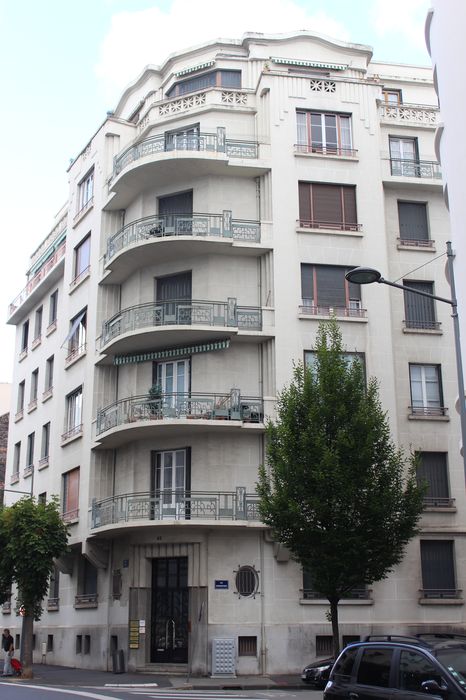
[8,242,66,324]
[90,488,262,532]
[100,299,264,356]
[95,391,264,447]
[297,218,362,234]
[299,302,367,322]
[294,144,358,158]
[409,405,449,419]
[378,101,439,128]
[103,212,264,284]
[383,158,442,189]
[47,598,59,612]
[74,594,98,609]
[106,128,268,211]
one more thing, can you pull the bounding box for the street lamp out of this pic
[345,241,466,482]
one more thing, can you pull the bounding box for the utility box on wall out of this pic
[211,638,236,677]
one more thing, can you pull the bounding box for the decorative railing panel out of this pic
[91,488,261,528]
[379,102,439,126]
[409,405,448,417]
[389,158,441,179]
[101,299,262,346]
[423,496,455,508]
[420,588,462,599]
[9,243,66,318]
[298,219,362,232]
[300,303,367,319]
[397,237,435,248]
[96,391,264,435]
[106,212,260,262]
[295,144,358,157]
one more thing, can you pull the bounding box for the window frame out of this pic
[63,386,83,440]
[166,69,241,98]
[301,263,362,315]
[298,182,359,231]
[296,110,354,156]
[403,280,438,330]
[62,466,80,522]
[382,88,402,105]
[409,363,444,416]
[420,539,458,598]
[73,235,91,283]
[77,169,94,214]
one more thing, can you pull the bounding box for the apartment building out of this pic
[3,31,461,675]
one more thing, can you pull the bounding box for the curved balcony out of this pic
[90,488,263,534]
[100,299,264,356]
[95,391,264,448]
[106,128,269,211]
[103,212,263,285]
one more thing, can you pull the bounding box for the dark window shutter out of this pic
[159,191,193,215]
[403,281,435,328]
[84,559,97,595]
[301,264,314,301]
[342,186,357,224]
[298,182,312,223]
[417,453,449,499]
[312,184,342,225]
[315,265,346,306]
[421,541,455,591]
[156,271,192,301]
[398,202,428,240]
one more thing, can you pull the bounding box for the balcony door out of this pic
[390,137,418,176]
[151,448,190,518]
[158,191,193,234]
[156,271,192,324]
[154,359,190,412]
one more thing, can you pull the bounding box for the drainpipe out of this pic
[259,531,266,675]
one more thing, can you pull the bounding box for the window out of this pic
[403,281,438,330]
[38,492,47,504]
[409,364,444,416]
[238,636,257,657]
[21,320,29,352]
[17,381,25,413]
[303,569,368,600]
[298,182,358,230]
[30,368,39,403]
[305,351,365,376]
[158,190,193,233]
[73,236,91,282]
[75,556,98,607]
[33,306,43,342]
[296,111,353,155]
[49,290,58,326]
[83,560,97,594]
[45,356,54,393]
[332,646,358,680]
[235,566,259,598]
[77,169,94,214]
[301,264,362,316]
[13,442,21,476]
[66,310,87,362]
[64,387,83,440]
[382,88,402,104]
[62,467,80,521]
[47,635,54,652]
[76,636,82,654]
[417,452,451,507]
[26,432,35,469]
[165,125,200,152]
[398,202,429,244]
[84,635,91,655]
[41,422,51,464]
[153,449,190,510]
[420,540,458,598]
[316,636,333,657]
[399,650,443,692]
[167,69,241,97]
[389,137,419,176]
[357,648,393,688]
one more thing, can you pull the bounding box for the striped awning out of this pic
[114,339,230,365]
[175,60,215,77]
[271,57,347,70]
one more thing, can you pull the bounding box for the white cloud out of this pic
[95,0,350,99]
[371,0,430,52]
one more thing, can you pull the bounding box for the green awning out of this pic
[114,339,230,365]
[175,60,215,77]
[271,57,346,70]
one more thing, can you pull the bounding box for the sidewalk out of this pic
[0,663,305,690]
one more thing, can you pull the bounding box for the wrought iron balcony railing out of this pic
[419,588,462,599]
[423,496,455,508]
[397,237,435,248]
[90,488,261,529]
[295,143,358,157]
[106,211,261,262]
[101,299,262,346]
[409,405,448,417]
[113,128,259,178]
[303,587,371,600]
[8,242,66,319]
[96,391,264,435]
[300,302,367,319]
[298,218,362,232]
[389,158,441,179]
[403,319,441,331]
[74,594,98,609]
[62,507,79,523]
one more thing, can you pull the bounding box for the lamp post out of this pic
[345,241,466,482]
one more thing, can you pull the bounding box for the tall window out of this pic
[17,380,25,413]
[382,89,402,104]
[49,290,58,326]
[30,368,39,404]
[62,467,80,521]
[73,236,91,282]
[416,452,451,507]
[34,306,43,342]
[298,182,358,230]
[21,320,29,352]
[403,281,437,330]
[398,202,429,244]
[45,356,54,392]
[64,387,83,439]
[77,169,94,214]
[41,422,51,463]
[26,432,35,468]
[49,565,60,601]
[296,111,353,155]
[420,540,457,598]
[389,137,418,176]
[66,310,87,361]
[13,442,21,476]
[152,449,189,515]
[409,364,444,416]
[167,69,241,98]
[301,264,362,315]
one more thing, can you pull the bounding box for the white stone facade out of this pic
[3,31,462,675]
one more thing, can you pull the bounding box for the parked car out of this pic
[324,634,466,698]
[301,657,334,688]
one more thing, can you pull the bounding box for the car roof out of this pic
[342,635,466,654]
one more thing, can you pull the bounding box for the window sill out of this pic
[46,321,57,337]
[299,313,368,324]
[408,413,449,422]
[14,410,23,423]
[61,426,83,446]
[65,347,87,369]
[38,457,49,470]
[10,473,19,485]
[42,388,53,402]
[419,597,463,606]
[300,598,373,606]
[294,151,359,162]
[397,242,436,252]
[19,349,28,362]
[297,226,363,238]
[31,336,42,350]
[69,267,91,293]
[73,199,93,227]
[27,400,38,413]
[403,327,442,335]
[423,506,457,513]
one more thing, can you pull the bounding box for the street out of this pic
[0,684,323,700]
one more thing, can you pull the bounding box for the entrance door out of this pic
[151,557,189,664]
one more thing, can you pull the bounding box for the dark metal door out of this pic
[151,557,189,663]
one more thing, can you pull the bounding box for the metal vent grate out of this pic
[212,638,236,677]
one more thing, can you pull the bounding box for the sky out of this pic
[0,0,431,382]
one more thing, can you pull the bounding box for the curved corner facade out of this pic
[3,31,462,675]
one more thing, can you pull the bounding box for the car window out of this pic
[357,648,393,688]
[399,650,444,692]
[436,648,466,688]
[333,647,358,680]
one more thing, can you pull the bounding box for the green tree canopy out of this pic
[257,320,424,656]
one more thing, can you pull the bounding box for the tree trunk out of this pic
[21,614,34,678]
[329,597,340,659]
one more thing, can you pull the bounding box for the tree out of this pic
[257,320,424,658]
[0,497,69,678]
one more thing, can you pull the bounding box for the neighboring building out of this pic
[0,411,9,507]
[3,31,460,674]
[426,1,466,402]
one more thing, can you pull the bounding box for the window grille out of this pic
[238,636,257,656]
[235,565,259,597]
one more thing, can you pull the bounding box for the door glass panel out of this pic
[151,557,189,663]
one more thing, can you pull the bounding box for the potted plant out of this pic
[148,383,163,418]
